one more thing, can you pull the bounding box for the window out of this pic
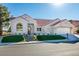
[37,28,41,31]
[17,23,23,31]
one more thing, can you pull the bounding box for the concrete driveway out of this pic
[0,42,79,56]
[61,34,79,42]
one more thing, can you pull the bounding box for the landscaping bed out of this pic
[1,35,24,43]
[37,35,66,41]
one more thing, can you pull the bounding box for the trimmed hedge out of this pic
[37,35,66,41]
[2,35,24,43]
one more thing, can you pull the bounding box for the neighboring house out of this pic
[70,20,79,34]
[3,14,79,35]
[37,19,74,35]
[50,20,74,34]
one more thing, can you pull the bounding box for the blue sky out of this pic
[2,3,79,20]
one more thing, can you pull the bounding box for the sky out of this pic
[2,3,79,20]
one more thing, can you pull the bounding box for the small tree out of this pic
[0,4,9,35]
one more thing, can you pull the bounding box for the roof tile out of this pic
[35,19,54,26]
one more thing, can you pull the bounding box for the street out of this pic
[0,43,79,56]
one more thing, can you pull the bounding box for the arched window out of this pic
[17,23,23,31]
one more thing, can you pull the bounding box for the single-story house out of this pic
[69,20,79,34]
[2,14,79,35]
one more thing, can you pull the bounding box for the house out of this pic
[70,20,79,34]
[3,14,77,35]
[36,19,74,35]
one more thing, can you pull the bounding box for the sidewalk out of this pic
[0,39,76,46]
[0,41,44,46]
[0,40,67,46]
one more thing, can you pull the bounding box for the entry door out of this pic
[28,23,34,34]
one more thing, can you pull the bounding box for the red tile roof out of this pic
[34,19,54,26]
[50,20,60,26]
[50,20,66,26]
[70,20,79,27]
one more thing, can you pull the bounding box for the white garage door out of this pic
[55,28,70,34]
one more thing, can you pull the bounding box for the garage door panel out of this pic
[55,28,70,34]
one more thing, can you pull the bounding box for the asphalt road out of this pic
[0,43,79,56]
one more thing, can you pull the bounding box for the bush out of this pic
[2,35,24,43]
[37,35,66,41]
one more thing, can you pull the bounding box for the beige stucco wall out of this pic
[9,16,76,35]
[53,20,75,34]
[42,20,74,34]
[10,17,28,34]
[10,16,37,35]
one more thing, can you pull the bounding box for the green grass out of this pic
[2,35,24,43]
[37,35,66,41]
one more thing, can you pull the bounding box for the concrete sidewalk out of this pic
[0,39,77,46]
[0,40,66,46]
[0,39,70,46]
[0,41,44,46]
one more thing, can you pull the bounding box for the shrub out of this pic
[2,35,24,43]
[37,35,66,41]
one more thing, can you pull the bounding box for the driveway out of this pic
[61,34,79,43]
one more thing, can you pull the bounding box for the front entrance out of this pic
[27,23,34,35]
[27,23,34,41]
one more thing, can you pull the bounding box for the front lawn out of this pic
[37,35,66,41]
[2,35,24,43]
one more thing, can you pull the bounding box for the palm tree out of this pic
[0,4,9,35]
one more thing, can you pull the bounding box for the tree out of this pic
[0,4,9,35]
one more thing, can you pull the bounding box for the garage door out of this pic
[55,28,71,34]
